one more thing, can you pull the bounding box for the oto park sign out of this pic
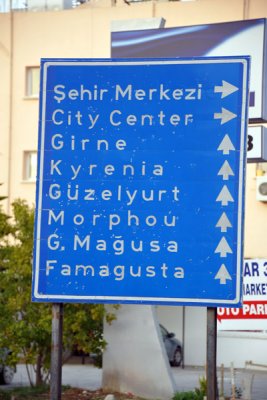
[32,57,250,306]
[218,259,267,330]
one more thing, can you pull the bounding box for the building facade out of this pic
[0,0,267,368]
[0,0,267,255]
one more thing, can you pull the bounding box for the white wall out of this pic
[157,306,267,369]
[218,332,267,368]
[103,305,176,399]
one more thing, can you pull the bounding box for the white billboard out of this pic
[112,18,267,121]
[217,259,267,331]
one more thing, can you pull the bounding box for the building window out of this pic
[23,151,37,181]
[26,67,40,97]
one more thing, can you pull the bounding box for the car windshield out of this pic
[160,325,169,337]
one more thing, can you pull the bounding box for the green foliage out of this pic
[194,376,207,398]
[0,186,13,269]
[0,385,49,399]
[198,376,207,393]
[0,389,10,400]
[0,198,117,386]
[172,391,203,400]
[0,385,72,399]
[173,376,207,400]
[0,199,48,376]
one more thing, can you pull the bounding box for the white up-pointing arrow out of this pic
[216,212,232,232]
[218,160,234,180]
[214,108,237,125]
[215,264,232,284]
[217,134,235,155]
[215,237,233,257]
[216,185,234,206]
[214,80,239,98]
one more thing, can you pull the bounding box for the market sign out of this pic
[218,259,267,330]
[32,57,250,306]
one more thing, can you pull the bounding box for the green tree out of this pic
[0,199,116,386]
[0,186,13,263]
[0,187,14,350]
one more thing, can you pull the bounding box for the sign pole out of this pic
[51,303,63,400]
[182,306,185,369]
[207,307,217,400]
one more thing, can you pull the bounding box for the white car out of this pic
[160,324,183,367]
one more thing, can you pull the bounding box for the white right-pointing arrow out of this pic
[214,108,237,125]
[216,212,232,232]
[218,160,234,181]
[214,80,239,98]
[217,134,235,155]
[215,237,233,257]
[216,185,234,206]
[215,264,232,284]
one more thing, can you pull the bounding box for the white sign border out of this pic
[33,58,249,305]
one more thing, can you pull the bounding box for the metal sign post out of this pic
[51,303,63,400]
[207,307,217,400]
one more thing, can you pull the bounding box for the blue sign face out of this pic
[32,57,250,306]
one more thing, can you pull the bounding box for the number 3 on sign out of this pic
[247,134,253,152]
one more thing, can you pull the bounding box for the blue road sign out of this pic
[32,57,250,306]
